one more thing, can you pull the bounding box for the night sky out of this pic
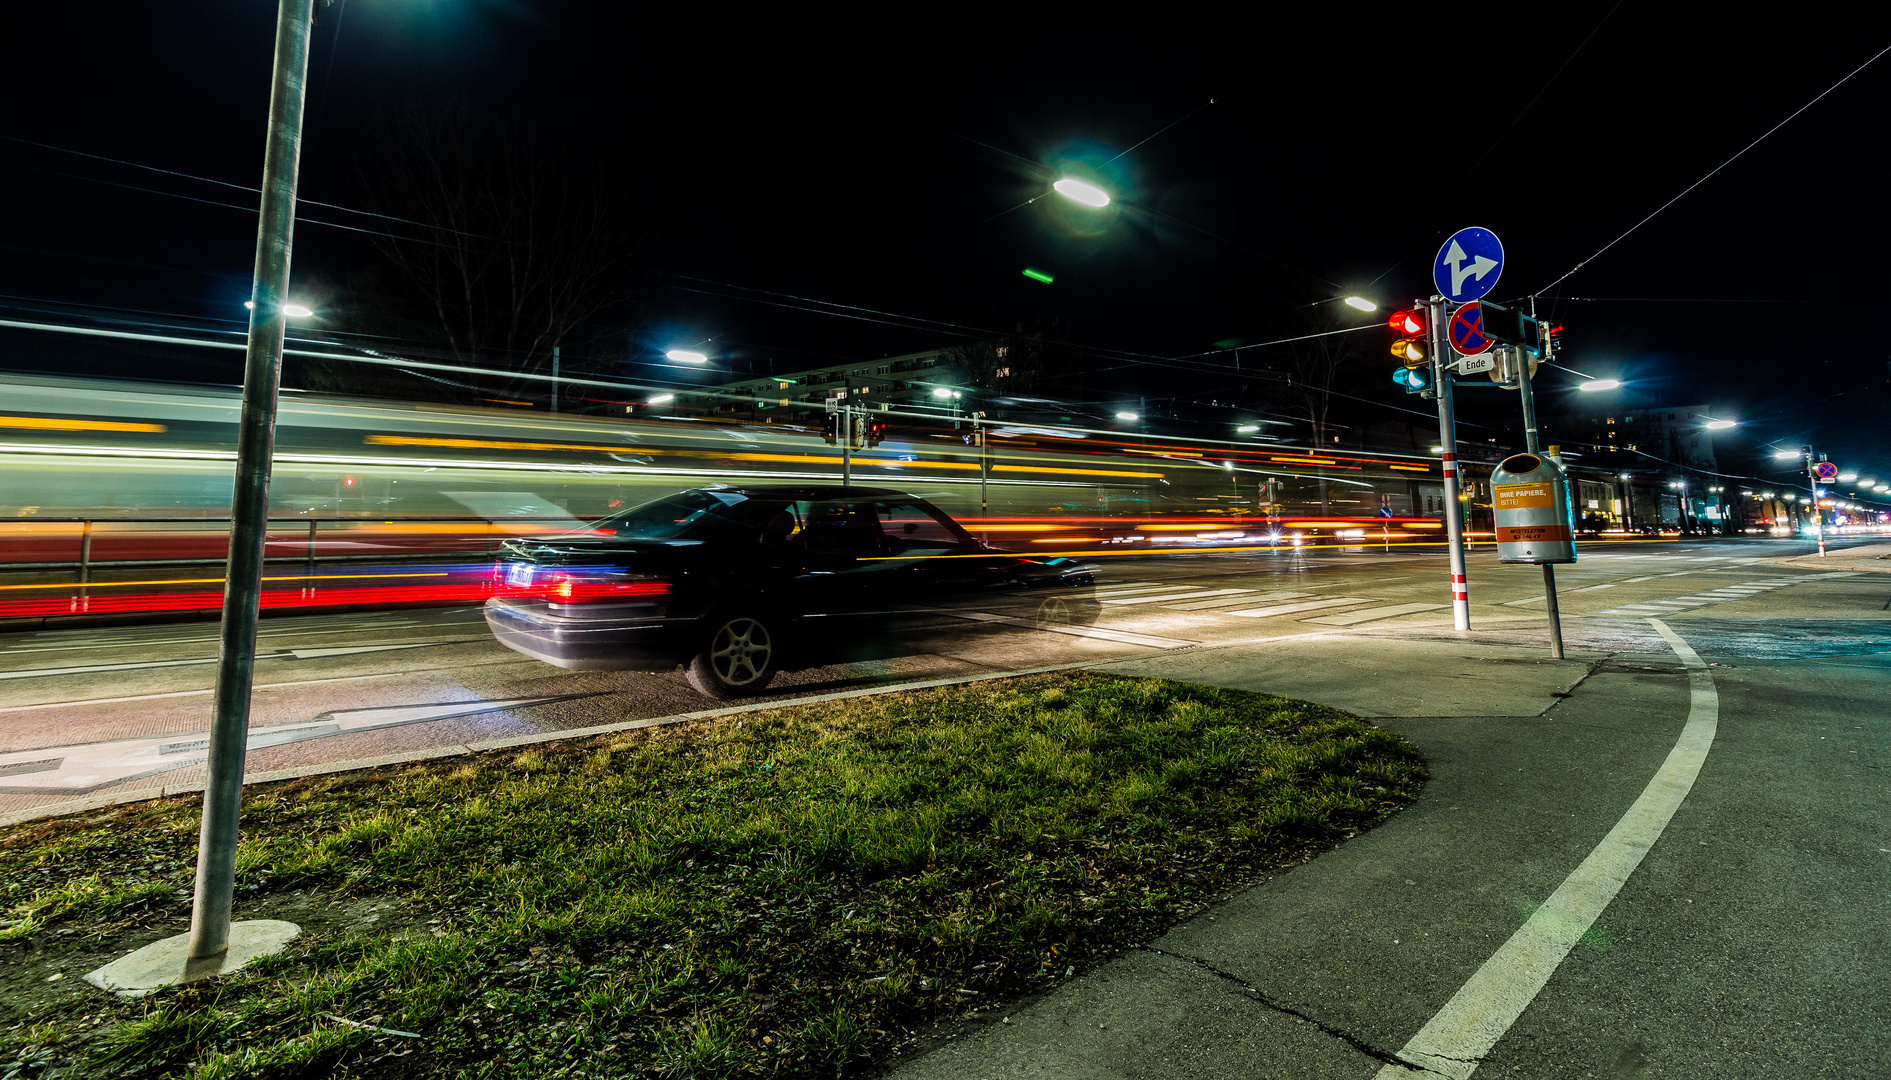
[4,2,1888,492]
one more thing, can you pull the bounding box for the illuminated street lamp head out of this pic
[647,393,674,405]
[1703,418,1737,430]
[1236,424,1260,434]
[243,300,313,317]
[1773,450,1802,460]
[1052,178,1111,208]
[931,387,954,399]
[1577,379,1620,392]
[1115,411,1138,422]
[1838,472,1858,482]
[665,349,708,364]
[1343,296,1377,312]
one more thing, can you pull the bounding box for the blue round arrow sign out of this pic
[1434,227,1505,303]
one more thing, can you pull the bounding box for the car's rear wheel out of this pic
[686,614,779,698]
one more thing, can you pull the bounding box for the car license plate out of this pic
[505,563,535,587]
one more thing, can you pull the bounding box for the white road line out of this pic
[1501,595,1547,606]
[1223,597,1376,619]
[1102,589,1251,606]
[1375,618,1717,1079]
[1573,583,1618,592]
[1300,602,1447,626]
[1165,591,1313,611]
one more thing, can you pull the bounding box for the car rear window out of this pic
[589,490,779,541]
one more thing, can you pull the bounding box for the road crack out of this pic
[1137,945,1451,1076]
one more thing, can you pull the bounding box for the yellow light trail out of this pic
[0,417,166,433]
[0,571,450,592]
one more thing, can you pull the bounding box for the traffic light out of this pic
[866,418,887,447]
[1388,308,1426,365]
[1479,299,1540,354]
[1392,365,1432,395]
[1542,323,1563,358]
[821,413,838,445]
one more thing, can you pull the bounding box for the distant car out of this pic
[483,485,1098,697]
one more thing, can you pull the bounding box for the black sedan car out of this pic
[483,485,1098,697]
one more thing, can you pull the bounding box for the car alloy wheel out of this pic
[688,614,779,698]
[1033,596,1074,630]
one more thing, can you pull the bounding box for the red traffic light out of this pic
[1388,310,1425,336]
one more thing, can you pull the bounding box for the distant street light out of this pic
[1577,379,1620,392]
[243,300,313,317]
[647,393,674,405]
[1343,296,1377,312]
[1702,418,1737,430]
[1236,424,1260,434]
[1053,178,1111,207]
[1773,450,1802,460]
[932,387,954,399]
[1838,472,1858,482]
[1116,410,1138,421]
[666,349,708,364]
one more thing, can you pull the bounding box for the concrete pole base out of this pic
[84,920,300,997]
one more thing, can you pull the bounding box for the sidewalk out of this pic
[1780,540,1891,573]
[885,624,1694,1079]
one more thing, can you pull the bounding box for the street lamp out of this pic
[1702,417,1737,430]
[1773,449,1802,460]
[647,393,674,405]
[1343,296,1377,312]
[244,300,313,317]
[1116,410,1139,422]
[1236,424,1260,434]
[1577,378,1620,392]
[666,349,708,364]
[1053,177,1111,207]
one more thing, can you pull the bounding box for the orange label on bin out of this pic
[1495,524,1573,544]
[1494,483,1555,510]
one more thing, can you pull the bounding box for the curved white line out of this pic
[1375,618,1718,1078]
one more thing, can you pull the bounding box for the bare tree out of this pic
[1281,303,1372,513]
[348,106,648,401]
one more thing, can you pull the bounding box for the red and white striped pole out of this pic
[1430,296,1471,630]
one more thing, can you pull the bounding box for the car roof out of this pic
[705,485,911,500]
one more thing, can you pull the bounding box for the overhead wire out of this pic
[1538,40,1891,293]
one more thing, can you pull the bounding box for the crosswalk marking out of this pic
[1102,588,1252,606]
[1166,591,1313,611]
[1301,602,1448,626]
[1224,597,1377,619]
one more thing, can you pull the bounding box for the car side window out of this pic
[876,501,969,556]
[801,501,889,556]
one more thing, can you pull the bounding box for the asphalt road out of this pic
[3,535,1886,1076]
[0,536,1878,821]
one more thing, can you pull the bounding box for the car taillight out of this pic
[543,575,670,604]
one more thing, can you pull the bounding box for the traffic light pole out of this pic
[1513,337,1565,660]
[190,0,315,966]
[840,381,851,489]
[1807,457,1825,556]
[1428,296,1470,631]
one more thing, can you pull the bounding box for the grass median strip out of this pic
[1,671,1425,1079]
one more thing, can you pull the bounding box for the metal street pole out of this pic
[840,380,851,488]
[550,345,559,414]
[1513,336,1564,660]
[188,0,316,964]
[1807,457,1825,556]
[1429,296,1470,630]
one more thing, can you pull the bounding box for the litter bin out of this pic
[1490,453,1577,564]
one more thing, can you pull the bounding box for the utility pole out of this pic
[191,0,316,967]
[1807,453,1826,556]
[1428,296,1470,630]
[1512,322,1565,660]
[549,345,559,414]
[839,378,851,488]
